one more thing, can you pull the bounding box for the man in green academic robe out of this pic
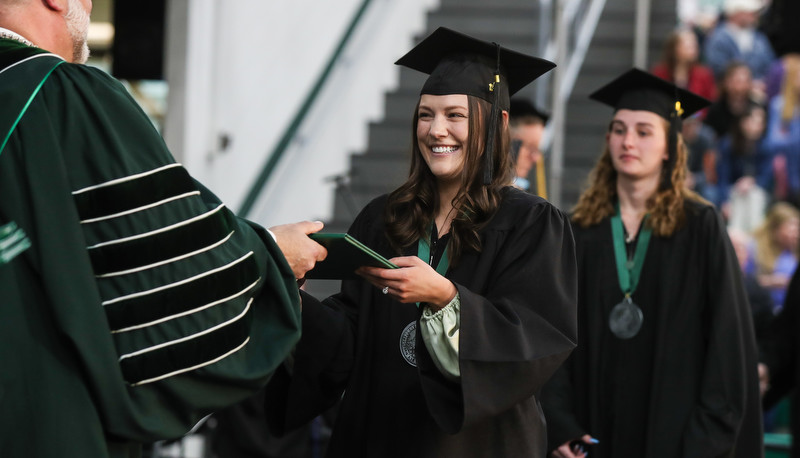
[0,0,327,456]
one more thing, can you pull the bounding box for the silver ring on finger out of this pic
[381,286,389,295]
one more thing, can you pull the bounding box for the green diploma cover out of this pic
[306,233,399,280]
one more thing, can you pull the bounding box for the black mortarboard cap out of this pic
[510,98,550,124]
[590,68,711,187]
[395,27,555,184]
[589,68,710,120]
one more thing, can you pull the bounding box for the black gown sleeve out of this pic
[680,207,759,456]
[263,201,382,434]
[762,269,800,408]
[540,354,588,450]
[263,290,355,434]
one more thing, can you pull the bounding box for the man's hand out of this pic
[269,221,327,279]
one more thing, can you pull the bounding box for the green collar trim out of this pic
[0,54,64,156]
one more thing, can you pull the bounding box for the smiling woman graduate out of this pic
[541,69,764,458]
[264,27,578,457]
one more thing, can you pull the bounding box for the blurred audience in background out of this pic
[509,98,549,197]
[683,113,720,202]
[749,202,799,313]
[705,62,761,138]
[717,104,772,231]
[652,28,717,103]
[703,0,775,96]
[764,57,800,206]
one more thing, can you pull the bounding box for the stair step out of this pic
[582,44,664,67]
[366,121,414,154]
[603,1,676,15]
[349,153,410,188]
[440,0,540,8]
[424,13,539,42]
[330,186,395,223]
[569,68,639,98]
[564,99,616,125]
[563,126,606,148]
[413,28,540,57]
[592,21,675,42]
[383,90,420,122]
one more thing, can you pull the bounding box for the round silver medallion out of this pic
[609,297,644,339]
[399,321,417,367]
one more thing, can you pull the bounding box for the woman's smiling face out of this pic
[416,93,470,184]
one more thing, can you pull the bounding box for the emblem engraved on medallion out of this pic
[399,321,417,367]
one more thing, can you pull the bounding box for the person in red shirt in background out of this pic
[652,28,717,106]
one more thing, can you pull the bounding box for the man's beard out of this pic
[65,0,90,63]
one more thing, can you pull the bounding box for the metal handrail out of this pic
[537,0,607,207]
[541,0,608,144]
[634,0,652,67]
[237,0,373,217]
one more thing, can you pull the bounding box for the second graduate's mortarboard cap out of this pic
[589,68,711,181]
[510,98,550,124]
[588,68,710,121]
[395,27,555,184]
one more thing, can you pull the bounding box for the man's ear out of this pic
[42,0,67,13]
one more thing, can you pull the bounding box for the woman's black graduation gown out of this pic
[542,200,764,457]
[762,269,800,457]
[265,188,578,457]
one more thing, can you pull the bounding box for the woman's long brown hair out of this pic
[384,95,513,265]
[661,29,683,78]
[571,117,706,237]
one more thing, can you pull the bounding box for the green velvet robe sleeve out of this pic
[0,50,300,457]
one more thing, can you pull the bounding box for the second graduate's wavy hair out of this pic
[571,117,706,237]
[384,95,513,265]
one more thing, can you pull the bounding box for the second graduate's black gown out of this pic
[265,188,578,457]
[542,200,764,458]
[762,269,800,458]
